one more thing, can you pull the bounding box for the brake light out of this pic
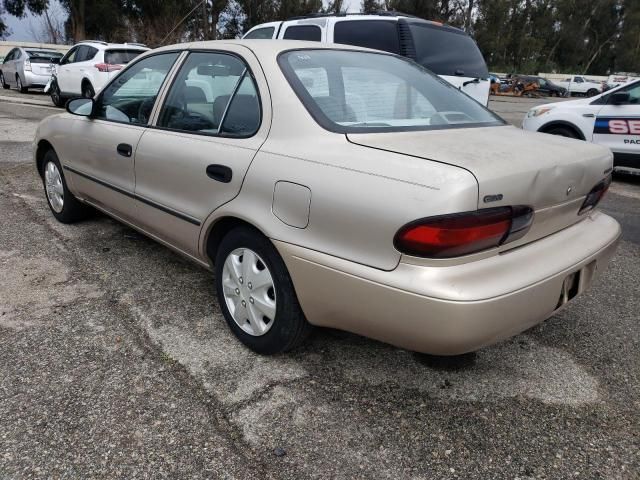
[24,58,32,72]
[94,63,123,72]
[579,176,611,215]
[394,206,534,258]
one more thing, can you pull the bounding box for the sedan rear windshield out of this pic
[105,49,145,65]
[279,49,503,134]
[408,22,489,79]
[27,51,63,63]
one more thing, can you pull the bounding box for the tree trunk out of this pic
[70,0,86,41]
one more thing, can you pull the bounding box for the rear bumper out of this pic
[23,71,50,87]
[276,211,621,355]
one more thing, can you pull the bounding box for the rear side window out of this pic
[408,22,488,78]
[283,25,321,41]
[334,20,400,54]
[105,49,145,65]
[158,52,261,137]
[244,27,275,39]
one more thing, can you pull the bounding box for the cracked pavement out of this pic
[0,98,638,479]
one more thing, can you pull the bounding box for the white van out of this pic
[243,13,491,105]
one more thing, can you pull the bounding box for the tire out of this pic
[50,80,65,107]
[41,149,91,223]
[587,88,599,97]
[82,81,95,99]
[215,226,312,355]
[0,71,8,89]
[545,126,580,139]
[16,74,27,93]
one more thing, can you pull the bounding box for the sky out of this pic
[4,0,361,42]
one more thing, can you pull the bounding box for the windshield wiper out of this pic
[462,78,481,87]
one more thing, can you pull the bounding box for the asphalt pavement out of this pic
[0,94,639,479]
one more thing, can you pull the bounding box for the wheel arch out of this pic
[204,216,268,266]
[538,120,586,140]
[35,139,56,177]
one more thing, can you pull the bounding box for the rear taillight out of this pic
[24,58,32,71]
[94,63,123,73]
[394,206,534,258]
[579,176,611,215]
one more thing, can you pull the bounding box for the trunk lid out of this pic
[348,125,613,243]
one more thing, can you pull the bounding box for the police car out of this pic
[523,79,640,174]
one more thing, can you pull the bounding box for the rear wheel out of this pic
[215,226,312,355]
[587,88,599,97]
[0,71,8,89]
[82,81,95,98]
[41,149,91,223]
[50,80,64,107]
[545,126,580,139]
[16,74,27,93]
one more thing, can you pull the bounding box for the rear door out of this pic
[593,81,640,166]
[65,52,181,223]
[2,49,17,83]
[134,47,270,257]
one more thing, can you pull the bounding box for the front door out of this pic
[593,81,640,165]
[65,51,181,222]
[56,46,79,93]
[133,48,269,258]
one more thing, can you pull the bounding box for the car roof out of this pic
[156,39,384,56]
[75,41,149,50]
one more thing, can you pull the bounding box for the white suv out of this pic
[49,40,149,107]
[243,13,491,105]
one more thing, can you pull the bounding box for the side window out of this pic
[283,25,321,41]
[61,47,78,65]
[575,77,584,83]
[4,49,15,61]
[83,46,98,61]
[610,82,640,105]
[95,52,179,125]
[158,52,260,137]
[334,20,400,54]
[244,27,275,39]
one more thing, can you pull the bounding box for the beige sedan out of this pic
[34,40,621,355]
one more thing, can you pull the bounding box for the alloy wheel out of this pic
[44,161,64,213]
[221,248,277,337]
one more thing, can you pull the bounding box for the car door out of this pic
[57,46,79,93]
[593,81,640,162]
[3,49,18,84]
[65,51,182,223]
[133,47,270,258]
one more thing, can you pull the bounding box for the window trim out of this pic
[277,48,505,135]
[90,50,184,127]
[150,49,263,140]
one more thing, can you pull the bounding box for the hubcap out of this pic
[222,248,276,337]
[44,161,64,213]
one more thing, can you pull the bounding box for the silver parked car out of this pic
[1,47,63,92]
[33,41,620,355]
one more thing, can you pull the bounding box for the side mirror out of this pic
[50,57,61,65]
[66,97,94,117]
[609,91,630,105]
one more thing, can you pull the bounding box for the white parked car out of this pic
[523,79,640,175]
[49,40,148,107]
[555,75,604,97]
[0,47,63,92]
[243,13,491,105]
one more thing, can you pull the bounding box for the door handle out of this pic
[206,164,233,183]
[117,143,132,157]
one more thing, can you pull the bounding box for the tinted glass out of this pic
[105,49,145,65]
[158,52,260,137]
[26,50,63,63]
[615,81,640,104]
[244,27,275,39]
[280,49,502,133]
[75,46,91,62]
[283,25,321,41]
[408,22,488,78]
[334,20,400,54]
[95,52,179,125]
[61,47,77,64]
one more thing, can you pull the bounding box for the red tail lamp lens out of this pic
[579,176,611,215]
[394,206,534,258]
[94,63,123,72]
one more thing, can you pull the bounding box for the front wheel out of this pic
[82,81,95,99]
[0,71,8,89]
[215,226,312,355]
[41,150,91,223]
[546,126,580,139]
